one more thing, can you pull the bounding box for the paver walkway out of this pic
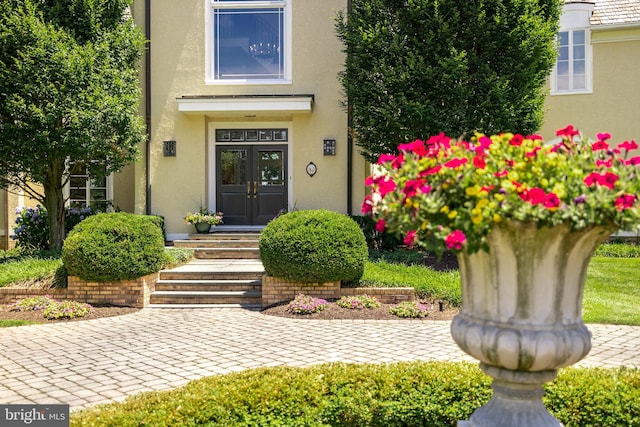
[0,308,638,411]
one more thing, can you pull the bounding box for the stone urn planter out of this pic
[451,220,615,427]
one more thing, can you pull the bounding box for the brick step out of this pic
[194,248,261,259]
[174,239,259,249]
[150,290,262,305]
[155,279,261,292]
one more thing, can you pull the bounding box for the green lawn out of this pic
[583,257,640,325]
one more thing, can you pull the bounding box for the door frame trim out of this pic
[207,121,293,217]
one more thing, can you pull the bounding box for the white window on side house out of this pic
[66,161,113,211]
[207,0,291,84]
[552,29,591,94]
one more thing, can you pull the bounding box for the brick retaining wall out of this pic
[261,275,416,308]
[0,273,158,308]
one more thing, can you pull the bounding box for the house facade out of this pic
[1,0,638,248]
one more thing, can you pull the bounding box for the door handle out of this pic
[253,181,258,199]
[247,181,251,198]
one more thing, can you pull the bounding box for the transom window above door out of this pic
[209,0,291,84]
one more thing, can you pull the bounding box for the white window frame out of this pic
[205,0,292,85]
[550,2,594,95]
[63,161,113,211]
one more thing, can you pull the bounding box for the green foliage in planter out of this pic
[70,362,640,427]
[259,210,368,284]
[62,213,164,282]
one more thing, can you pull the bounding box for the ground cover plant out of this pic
[8,296,92,320]
[70,361,640,427]
[336,294,380,309]
[287,294,328,314]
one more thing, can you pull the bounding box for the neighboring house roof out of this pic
[590,0,640,25]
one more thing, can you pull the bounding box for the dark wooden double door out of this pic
[216,145,287,225]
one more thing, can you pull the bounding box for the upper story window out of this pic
[553,29,590,93]
[551,2,593,95]
[208,0,291,84]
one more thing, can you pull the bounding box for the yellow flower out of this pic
[448,210,457,219]
[472,215,483,224]
[466,186,479,196]
[493,214,502,222]
[440,206,450,214]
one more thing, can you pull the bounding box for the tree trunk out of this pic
[43,159,66,251]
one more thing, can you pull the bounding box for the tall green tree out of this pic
[336,0,562,161]
[0,0,146,250]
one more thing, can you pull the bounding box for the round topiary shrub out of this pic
[259,209,368,284]
[62,212,165,282]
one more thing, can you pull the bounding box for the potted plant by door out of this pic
[363,125,640,426]
[184,207,223,234]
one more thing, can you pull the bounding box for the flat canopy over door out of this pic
[216,144,287,225]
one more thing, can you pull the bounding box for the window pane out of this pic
[557,46,569,61]
[573,30,585,45]
[70,189,86,200]
[573,59,585,75]
[557,75,569,91]
[258,150,284,186]
[214,8,284,80]
[557,61,569,76]
[557,31,569,46]
[573,45,585,60]
[220,150,247,185]
[573,74,586,90]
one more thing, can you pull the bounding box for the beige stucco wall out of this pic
[132,0,365,239]
[540,27,640,142]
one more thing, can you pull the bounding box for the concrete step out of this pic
[194,248,261,259]
[150,290,262,305]
[174,239,259,249]
[160,270,263,281]
[155,279,261,292]
[187,233,261,241]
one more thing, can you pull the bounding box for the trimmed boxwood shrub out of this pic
[259,210,368,284]
[62,212,165,282]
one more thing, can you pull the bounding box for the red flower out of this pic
[526,146,541,157]
[473,155,486,169]
[543,192,561,209]
[556,125,579,138]
[596,159,613,168]
[361,195,373,214]
[617,140,639,152]
[378,177,397,196]
[597,132,612,141]
[520,187,546,204]
[526,134,544,141]
[398,140,427,157]
[403,179,428,197]
[404,230,417,247]
[584,172,619,189]
[615,194,637,211]
[377,154,397,165]
[444,158,468,169]
[445,230,466,250]
[420,165,442,176]
[494,170,508,178]
[375,218,386,232]
[626,156,640,165]
[510,134,524,146]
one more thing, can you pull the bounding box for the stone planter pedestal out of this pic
[451,220,614,426]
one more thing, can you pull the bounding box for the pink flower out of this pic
[592,141,610,151]
[444,158,468,169]
[398,140,427,157]
[596,159,613,168]
[377,154,397,165]
[526,134,544,141]
[526,146,541,157]
[556,125,579,138]
[617,140,639,152]
[420,165,442,176]
[626,156,640,165]
[597,132,612,141]
[543,193,561,209]
[404,230,417,247]
[375,219,386,232]
[615,194,637,211]
[445,230,466,250]
[361,196,373,214]
[494,170,508,178]
[403,179,427,197]
[378,177,397,196]
[520,188,546,205]
[584,172,619,189]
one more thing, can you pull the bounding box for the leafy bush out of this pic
[62,212,165,282]
[162,247,194,269]
[336,295,380,310]
[595,242,640,258]
[389,301,431,318]
[287,294,328,314]
[260,210,368,284]
[8,295,53,311]
[350,215,401,251]
[70,362,640,427]
[13,205,101,251]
